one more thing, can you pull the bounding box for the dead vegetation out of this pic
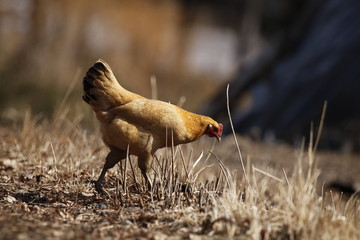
[0,107,359,240]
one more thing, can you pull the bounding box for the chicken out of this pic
[82,59,223,193]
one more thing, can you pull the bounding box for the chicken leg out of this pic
[138,154,153,190]
[95,148,126,194]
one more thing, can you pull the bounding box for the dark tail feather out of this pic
[82,59,118,110]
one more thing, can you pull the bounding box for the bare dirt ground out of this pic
[0,115,359,239]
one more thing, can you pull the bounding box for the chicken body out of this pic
[83,60,223,193]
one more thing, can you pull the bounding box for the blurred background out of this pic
[1,0,360,151]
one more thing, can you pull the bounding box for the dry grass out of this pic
[0,106,359,240]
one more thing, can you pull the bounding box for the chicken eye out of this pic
[208,124,218,132]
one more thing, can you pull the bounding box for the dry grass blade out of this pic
[177,96,186,108]
[226,84,248,184]
[122,145,130,193]
[252,166,284,183]
[150,75,157,100]
[53,68,81,124]
[282,168,290,187]
[313,101,327,153]
[209,151,234,191]
[128,154,140,192]
[187,151,204,178]
[178,147,190,180]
